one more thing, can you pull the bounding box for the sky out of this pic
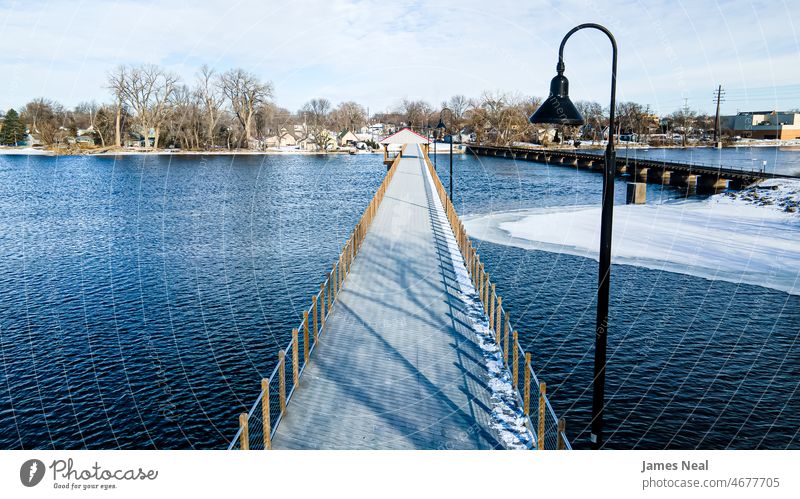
[0,0,798,116]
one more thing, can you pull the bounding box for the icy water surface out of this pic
[0,150,797,449]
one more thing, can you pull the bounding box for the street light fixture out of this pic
[437,107,455,200]
[529,23,618,450]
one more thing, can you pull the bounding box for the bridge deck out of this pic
[271,146,512,450]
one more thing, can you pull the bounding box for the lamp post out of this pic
[528,23,617,450]
[437,107,455,200]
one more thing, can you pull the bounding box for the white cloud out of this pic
[0,0,797,114]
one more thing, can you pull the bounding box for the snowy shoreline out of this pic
[464,179,800,296]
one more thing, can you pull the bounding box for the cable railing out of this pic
[423,145,571,450]
[228,147,403,450]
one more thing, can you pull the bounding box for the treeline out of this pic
[0,62,720,150]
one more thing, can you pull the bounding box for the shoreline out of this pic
[2,141,799,157]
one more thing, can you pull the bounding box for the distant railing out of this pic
[228,147,403,450]
[468,143,798,180]
[423,148,571,450]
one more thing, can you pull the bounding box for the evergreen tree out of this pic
[0,109,26,146]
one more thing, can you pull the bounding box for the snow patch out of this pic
[463,180,800,296]
[420,147,534,450]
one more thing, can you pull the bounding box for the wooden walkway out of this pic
[271,145,508,449]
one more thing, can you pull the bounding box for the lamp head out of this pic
[436,118,446,129]
[529,66,585,126]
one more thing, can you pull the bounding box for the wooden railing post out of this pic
[325,273,331,313]
[482,270,489,311]
[512,332,519,388]
[261,378,271,450]
[494,297,502,345]
[278,350,286,414]
[303,311,310,363]
[557,417,567,450]
[524,352,531,416]
[489,284,496,329]
[239,413,249,450]
[538,382,546,450]
[479,266,484,302]
[292,328,299,386]
[312,296,319,343]
[503,315,510,367]
[319,283,326,328]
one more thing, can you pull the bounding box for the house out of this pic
[298,129,336,151]
[265,127,298,148]
[337,130,359,147]
[720,111,800,140]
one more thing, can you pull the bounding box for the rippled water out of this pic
[0,153,382,449]
[1,150,798,449]
[437,150,800,449]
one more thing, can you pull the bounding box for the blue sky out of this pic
[0,0,798,116]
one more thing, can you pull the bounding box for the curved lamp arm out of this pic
[557,23,617,150]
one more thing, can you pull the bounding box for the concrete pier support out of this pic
[728,178,752,190]
[699,175,728,191]
[670,172,698,189]
[633,167,649,181]
[616,164,628,174]
[578,159,594,168]
[648,168,671,184]
[626,182,647,204]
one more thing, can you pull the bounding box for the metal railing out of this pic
[423,145,571,450]
[468,144,798,180]
[228,147,403,450]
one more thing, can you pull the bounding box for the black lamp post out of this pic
[437,107,455,200]
[529,23,617,450]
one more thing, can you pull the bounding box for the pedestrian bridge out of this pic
[229,141,570,450]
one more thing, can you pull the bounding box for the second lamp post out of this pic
[436,107,455,200]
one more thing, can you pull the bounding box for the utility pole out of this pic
[713,85,725,148]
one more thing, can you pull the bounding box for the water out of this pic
[437,150,800,449]
[0,153,382,449]
[1,149,798,449]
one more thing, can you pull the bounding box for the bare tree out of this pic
[301,98,331,127]
[398,99,432,130]
[20,98,67,146]
[466,91,533,145]
[301,98,334,151]
[575,101,605,143]
[330,101,366,132]
[670,104,696,146]
[219,68,273,148]
[195,65,224,148]
[116,64,180,148]
[107,66,128,147]
[443,95,470,129]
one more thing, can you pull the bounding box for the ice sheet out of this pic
[464,180,800,295]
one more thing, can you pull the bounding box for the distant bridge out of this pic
[468,144,798,191]
[229,141,569,450]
